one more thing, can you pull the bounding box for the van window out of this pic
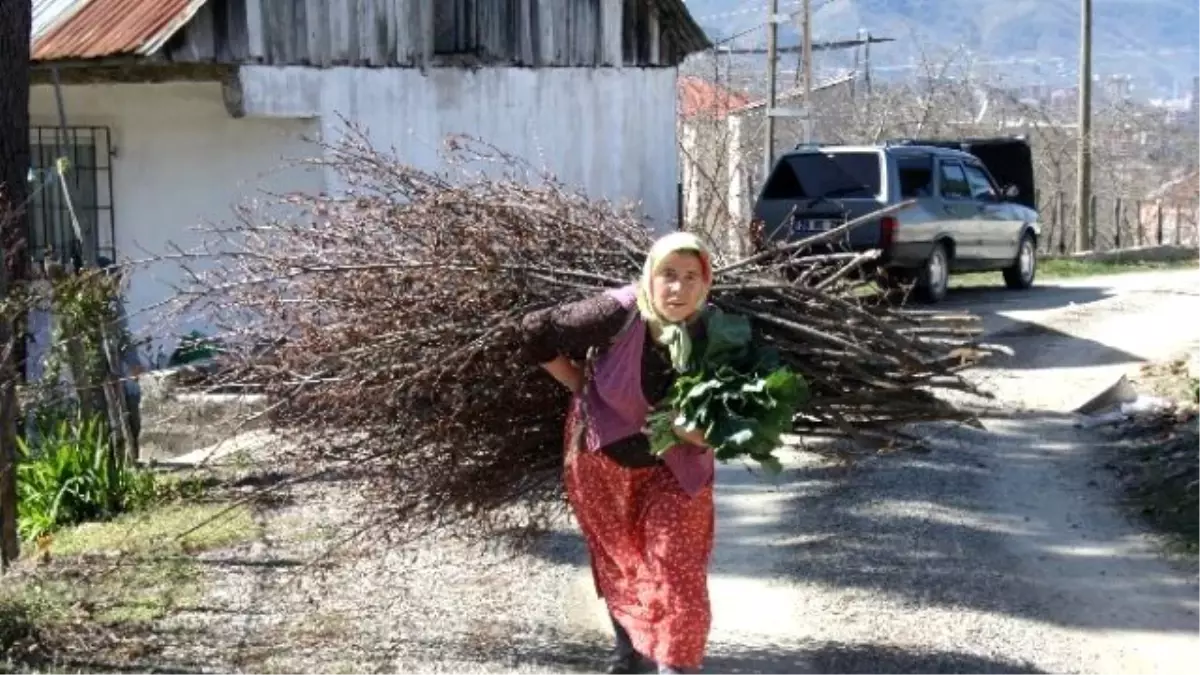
[938,162,971,199]
[962,163,998,201]
[761,151,881,200]
[896,155,934,198]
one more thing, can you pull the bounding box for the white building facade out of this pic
[29,0,708,353]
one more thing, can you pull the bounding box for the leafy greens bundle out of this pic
[646,307,809,474]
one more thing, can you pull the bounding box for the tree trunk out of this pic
[0,0,32,569]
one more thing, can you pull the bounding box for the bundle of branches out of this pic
[170,127,994,545]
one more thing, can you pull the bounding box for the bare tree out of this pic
[677,44,1198,258]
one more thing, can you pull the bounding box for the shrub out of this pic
[16,416,157,542]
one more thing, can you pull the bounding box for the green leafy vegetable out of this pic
[646,307,809,474]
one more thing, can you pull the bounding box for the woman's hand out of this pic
[672,424,709,448]
[541,355,585,394]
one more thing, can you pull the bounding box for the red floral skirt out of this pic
[563,405,715,669]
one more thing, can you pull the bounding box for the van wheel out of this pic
[1003,233,1037,290]
[915,242,950,304]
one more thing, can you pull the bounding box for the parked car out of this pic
[751,136,1042,303]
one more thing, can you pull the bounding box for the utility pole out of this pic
[864,30,873,98]
[763,0,780,178]
[1075,0,1093,252]
[802,0,813,104]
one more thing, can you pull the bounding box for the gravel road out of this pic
[176,270,1199,674]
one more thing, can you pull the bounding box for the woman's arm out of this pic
[519,292,631,394]
[541,355,585,394]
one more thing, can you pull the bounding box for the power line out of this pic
[692,0,802,22]
[707,0,839,49]
[722,34,893,54]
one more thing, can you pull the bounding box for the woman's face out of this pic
[651,251,708,323]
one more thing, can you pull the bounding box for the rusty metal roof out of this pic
[30,0,706,63]
[32,0,210,62]
[678,76,751,120]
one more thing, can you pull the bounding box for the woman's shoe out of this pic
[606,616,653,674]
[607,654,653,674]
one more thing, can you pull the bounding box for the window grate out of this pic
[29,126,116,267]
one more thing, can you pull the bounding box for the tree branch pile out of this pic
[170,128,997,544]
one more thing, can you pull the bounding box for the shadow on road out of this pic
[706,640,1045,673]
[896,284,1149,372]
[940,283,1114,314]
[976,318,1147,371]
[377,626,1046,674]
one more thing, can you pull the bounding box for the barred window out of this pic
[29,126,115,266]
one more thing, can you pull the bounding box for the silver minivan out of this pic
[752,137,1042,303]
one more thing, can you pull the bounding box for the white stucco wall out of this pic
[27,66,682,357]
[28,81,323,354]
[237,65,682,232]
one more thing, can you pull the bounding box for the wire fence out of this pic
[1038,191,1198,254]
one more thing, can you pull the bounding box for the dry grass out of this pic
[1100,352,1199,557]
[1,493,260,672]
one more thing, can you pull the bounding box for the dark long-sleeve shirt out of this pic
[520,291,703,467]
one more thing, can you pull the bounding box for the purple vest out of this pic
[577,284,715,496]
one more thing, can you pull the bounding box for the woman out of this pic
[520,232,717,674]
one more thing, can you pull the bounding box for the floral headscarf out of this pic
[634,232,713,372]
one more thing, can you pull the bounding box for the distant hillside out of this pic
[682,0,1199,96]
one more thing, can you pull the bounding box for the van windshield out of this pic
[760,151,881,200]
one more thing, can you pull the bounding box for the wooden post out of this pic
[1113,197,1121,249]
[0,0,33,569]
[1088,194,1098,250]
[1134,199,1142,246]
[1056,191,1067,254]
[1156,201,1164,244]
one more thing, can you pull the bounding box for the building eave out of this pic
[653,0,712,55]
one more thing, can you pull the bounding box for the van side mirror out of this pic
[1003,184,1020,199]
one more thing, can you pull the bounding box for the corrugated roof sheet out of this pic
[32,0,210,62]
[678,76,751,119]
[33,0,84,40]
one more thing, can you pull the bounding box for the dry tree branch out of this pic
[156,126,997,549]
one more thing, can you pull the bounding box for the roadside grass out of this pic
[952,257,1197,288]
[845,256,1195,300]
[950,252,1195,283]
[1,491,259,672]
[1100,354,1200,559]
